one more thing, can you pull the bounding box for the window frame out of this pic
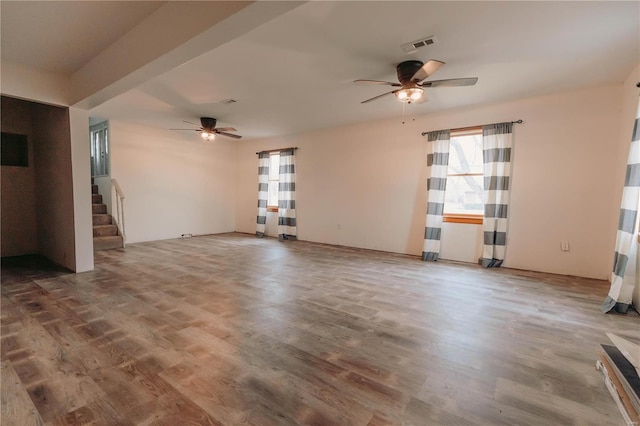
[443,127,484,225]
[266,152,280,212]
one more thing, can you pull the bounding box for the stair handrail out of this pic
[111,178,126,247]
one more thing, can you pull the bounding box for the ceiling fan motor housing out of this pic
[396,60,424,84]
[200,117,217,130]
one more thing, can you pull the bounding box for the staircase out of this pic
[92,180,123,251]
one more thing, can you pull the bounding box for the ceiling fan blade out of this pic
[216,131,242,139]
[361,91,396,104]
[170,128,201,131]
[182,120,199,126]
[354,79,401,86]
[421,77,478,87]
[215,127,237,132]
[411,60,445,82]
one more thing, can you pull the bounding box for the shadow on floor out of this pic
[1,254,73,285]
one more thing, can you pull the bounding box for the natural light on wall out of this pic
[444,130,484,218]
[267,153,280,208]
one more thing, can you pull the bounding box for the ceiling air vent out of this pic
[219,98,237,105]
[401,36,437,54]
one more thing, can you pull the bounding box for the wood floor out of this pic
[2,233,639,425]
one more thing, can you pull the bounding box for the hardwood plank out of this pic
[1,361,45,426]
[493,377,620,425]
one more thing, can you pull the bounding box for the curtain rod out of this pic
[256,147,298,155]
[421,119,523,136]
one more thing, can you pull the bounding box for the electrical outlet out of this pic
[561,241,570,251]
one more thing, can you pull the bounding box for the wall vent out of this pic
[220,99,237,105]
[401,36,437,54]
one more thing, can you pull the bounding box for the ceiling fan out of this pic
[354,60,478,104]
[171,117,242,141]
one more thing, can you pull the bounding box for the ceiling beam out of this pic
[71,1,305,109]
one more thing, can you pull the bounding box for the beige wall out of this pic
[69,107,94,272]
[109,120,236,243]
[440,222,483,263]
[236,83,626,280]
[1,97,39,256]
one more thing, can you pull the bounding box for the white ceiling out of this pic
[1,1,165,74]
[2,1,639,139]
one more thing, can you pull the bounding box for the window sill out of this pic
[267,206,278,213]
[443,214,483,225]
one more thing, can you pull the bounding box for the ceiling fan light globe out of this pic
[396,90,409,100]
[207,133,216,141]
[410,88,424,100]
[200,131,209,140]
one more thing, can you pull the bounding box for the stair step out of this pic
[93,224,118,237]
[92,204,107,214]
[92,194,102,204]
[93,235,123,251]
[92,184,98,194]
[93,214,112,226]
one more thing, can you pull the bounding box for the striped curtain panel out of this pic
[422,130,451,261]
[480,122,513,268]
[278,149,297,240]
[601,98,640,314]
[256,152,269,237]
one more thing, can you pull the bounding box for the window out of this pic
[267,152,280,211]
[444,128,483,224]
[90,121,109,177]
